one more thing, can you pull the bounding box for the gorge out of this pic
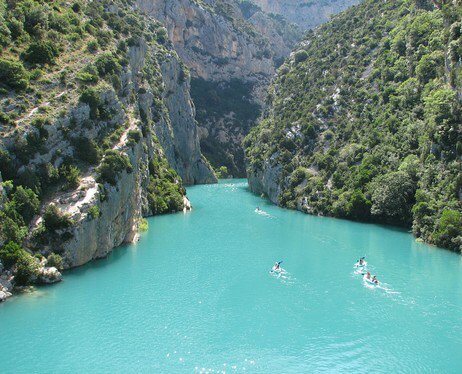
[1,0,462,371]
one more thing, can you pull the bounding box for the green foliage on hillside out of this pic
[0,0,188,288]
[147,152,186,215]
[97,150,133,186]
[245,0,462,251]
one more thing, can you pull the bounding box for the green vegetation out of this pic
[0,242,39,285]
[43,204,73,231]
[88,205,100,219]
[0,0,189,291]
[215,166,230,179]
[97,150,132,186]
[0,58,29,90]
[245,0,462,252]
[23,40,59,64]
[46,253,63,270]
[139,218,149,232]
[147,152,185,215]
[60,164,81,191]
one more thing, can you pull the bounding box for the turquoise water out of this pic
[1,179,462,373]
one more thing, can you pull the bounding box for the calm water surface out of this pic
[1,179,462,373]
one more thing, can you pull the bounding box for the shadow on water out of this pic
[64,241,135,279]
[238,179,454,254]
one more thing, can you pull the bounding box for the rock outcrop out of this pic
[0,261,13,302]
[247,155,282,204]
[37,260,62,284]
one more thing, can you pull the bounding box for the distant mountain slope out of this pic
[245,0,462,251]
[251,0,360,29]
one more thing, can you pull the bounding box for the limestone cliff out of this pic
[251,0,361,30]
[0,0,215,292]
[134,0,302,176]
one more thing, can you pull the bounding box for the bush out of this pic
[0,241,38,285]
[97,150,133,185]
[294,50,308,63]
[7,18,23,40]
[79,88,100,119]
[60,165,80,190]
[14,254,39,286]
[47,253,64,270]
[95,53,121,77]
[23,41,59,64]
[88,205,100,219]
[434,209,462,250]
[87,40,99,53]
[0,149,15,180]
[72,137,101,164]
[76,71,98,84]
[43,204,73,231]
[139,218,148,232]
[0,213,27,244]
[215,166,229,178]
[416,52,444,83]
[147,157,185,215]
[0,241,24,268]
[347,190,371,219]
[371,172,416,225]
[0,58,29,90]
[128,130,141,142]
[156,28,168,44]
[12,186,40,223]
[23,5,48,35]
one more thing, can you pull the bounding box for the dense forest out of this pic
[245,0,462,251]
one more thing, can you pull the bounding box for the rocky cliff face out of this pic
[0,0,215,292]
[251,0,361,30]
[134,0,302,176]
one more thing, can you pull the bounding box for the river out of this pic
[1,179,462,372]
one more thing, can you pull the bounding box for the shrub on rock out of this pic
[0,58,29,90]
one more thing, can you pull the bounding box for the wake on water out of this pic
[352,264,399,295]
[255,208,275,219]
[269,267,296,285]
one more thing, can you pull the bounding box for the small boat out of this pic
[270,266,281,273]
[363,275,379,285]
[354,260,367,268]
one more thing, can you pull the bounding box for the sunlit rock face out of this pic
[251,0,361,30]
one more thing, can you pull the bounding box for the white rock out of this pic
[39,267,62,284]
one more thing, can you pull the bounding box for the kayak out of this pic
[354,261,367,268]
[270,266,287,276]
[363,275,379,285]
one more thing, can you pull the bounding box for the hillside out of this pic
[0,0,215,296]
[245,0,462,251]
